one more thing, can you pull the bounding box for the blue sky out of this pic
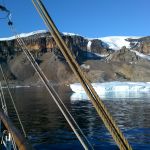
[0,0,150,38]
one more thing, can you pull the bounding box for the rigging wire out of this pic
[0,4,25,149]
[0,82,18,150]
[32,0,132,149]
[0,4,10,19]
[8,22,94,150]
[0,2,13,26]
[0,1,132,149]
[0,81,8,115]
[0,65,27,138]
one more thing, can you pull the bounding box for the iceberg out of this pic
[70,82,150,93]
[70,82,150,101]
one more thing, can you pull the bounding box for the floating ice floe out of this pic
[70,82,150,93]
[70,82,150,101]
[2,85,31,89]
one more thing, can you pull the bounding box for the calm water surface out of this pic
[4,86,150,150]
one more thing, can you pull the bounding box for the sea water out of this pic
[3,86,150,150]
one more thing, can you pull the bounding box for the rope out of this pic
[32,0,132,149]
[1,130,17,150]
[11,134,18,150]
[0,65,27,138]
[0,82,18,150]
[8,24,94,150]
[0,81,8,115]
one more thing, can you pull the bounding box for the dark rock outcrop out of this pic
[90,39,111,55]
[111,47,139,62]
[1,32,150,84]
[128,36,150,54]
[0,32,108,83]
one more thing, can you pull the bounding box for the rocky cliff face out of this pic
[128,36,150,54]
[0,32,110,61]
[1,31,150,84]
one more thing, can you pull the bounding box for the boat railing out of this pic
[0,111,32,150]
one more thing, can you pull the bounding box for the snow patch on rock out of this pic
[0,30,47,41]
[87,41,92,51]
[131,50,150,61]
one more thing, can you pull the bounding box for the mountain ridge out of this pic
[1,30,150,84]
[0,30,143,51]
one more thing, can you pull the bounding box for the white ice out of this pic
[62,32,79,36]
[131,50,150,61]
[70,82,150,101]
[98,36,141,50]
[70,82,150,93]
[2,85,30,89]
[87,41,92,51]
[0,30,47,41]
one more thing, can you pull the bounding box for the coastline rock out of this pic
[1,32,150,84]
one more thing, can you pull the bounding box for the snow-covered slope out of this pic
[0,30,47,41]
[131,50,150,60]
[87,36,141,51]
[62,32,79,36]
[98,36,141,50]
[0,31,79,41]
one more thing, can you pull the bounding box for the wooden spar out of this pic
[0,111,32,150]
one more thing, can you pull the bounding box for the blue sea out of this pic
[4,86,150,150]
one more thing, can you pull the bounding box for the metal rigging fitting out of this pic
[0,4,13,25]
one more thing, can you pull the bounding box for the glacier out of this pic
[98,36,141,50]
[70,82,150,101]
[87,36,141,50]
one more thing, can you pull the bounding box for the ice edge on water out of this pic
[70,82,150,101]
[2,85,31,88]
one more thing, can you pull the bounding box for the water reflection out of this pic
[71,91,150,101]
[3,86,150,150]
